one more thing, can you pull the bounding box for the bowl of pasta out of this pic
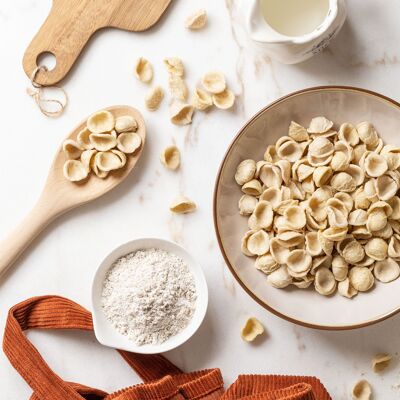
[214,86,400,330]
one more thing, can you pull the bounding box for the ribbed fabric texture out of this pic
[222,375,331,400]
[3,296,331,400]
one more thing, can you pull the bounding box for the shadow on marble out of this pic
[302,312,400,362]
[167,305,216,372]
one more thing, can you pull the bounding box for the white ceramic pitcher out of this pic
[247,0,347,64]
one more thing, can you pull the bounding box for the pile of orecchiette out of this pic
[63,110,141,182]
[236,116,400,298]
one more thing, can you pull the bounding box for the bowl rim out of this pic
[91,237,208,353]
[213,85,400,331]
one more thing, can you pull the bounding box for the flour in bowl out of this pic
[101,248,197,345]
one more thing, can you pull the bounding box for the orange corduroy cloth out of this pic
[3,296,332,400]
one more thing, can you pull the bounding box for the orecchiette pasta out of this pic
[62,110,140,182]
[185,9,208,30]
[63,139,83,159]
[115,116,138,133]
[145,86,164,111]
[63,160,88,182]
[163,57,184,77]
[192,88,213,110]
[90,133,117,152]
[238,195,258,216]
[77,128,93,150]
[134,57,153,83]
[234,117,400,297]
[87,110,115,134]
[169,101,194,125]
[351,379,372,400]
[201,71,226,94]
[170,195,197,214]
[160,146,180,170]
[168,75,188,101]
[117,132,142,154]
[235,159,256,185]
[371,353,391,373]
[212,89,235,110]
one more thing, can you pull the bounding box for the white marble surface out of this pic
[1,0,400,398]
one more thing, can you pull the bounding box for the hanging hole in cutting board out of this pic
[36,51,56,71]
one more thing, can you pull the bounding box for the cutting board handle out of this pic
[23,1,102,86]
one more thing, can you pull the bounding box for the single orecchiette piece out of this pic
[94,151,125,172]
[160,145,180,170]
[242,179,262,196]
[145,86,164,111]
[201,71,226,94]
[352,379,372,400]
[212,89,235,110]
[163,57,184,76]
[287,249,312,274]
[241,317,264,342]
[192,88,213,110]
[134,57,153,83]
[277,231,304,248]
[349,267,374,291]
[80,149,97,171]
[170,195,197,214]
[89,133,117,152]
[239,195,258,216]
[338,122,359,146]
[87,110,115,134]
[307,116,333,134]
[247,230,270,256]
[248,201,273,230]
[185,9,207,30]
[363,152,388,177]
[357,122,378,147]
[168,75,188,101]
[116,132,142,154]
[77,128,94,150]
[169,100,194,125]
[255,254,279,274]
[63,160,88,182]
[371,353,391,373]
[115,116,138,133]
[373,258,400,282]
[338,278,357,298]
[277,140,303,163]
[288,121,309,142]
[267,265,292,288]
[283,206,306,230]
[314,268,336,296]
[63,139,83,159]
[365,238,388,261]
[235,159,256,185]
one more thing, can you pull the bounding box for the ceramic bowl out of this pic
[91,238,208,353]
[214,86,400,330]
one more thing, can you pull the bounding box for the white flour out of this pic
[101,248,197,345]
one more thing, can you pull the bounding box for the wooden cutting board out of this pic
[23,0,172,86]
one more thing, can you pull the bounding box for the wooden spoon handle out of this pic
[0,200,58,279]
[22,0,103,86]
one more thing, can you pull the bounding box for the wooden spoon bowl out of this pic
[0,105,146,279]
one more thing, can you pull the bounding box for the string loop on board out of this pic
[27,66,68,117]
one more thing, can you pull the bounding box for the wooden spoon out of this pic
[0,105,146,279]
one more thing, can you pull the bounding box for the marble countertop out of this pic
[2,0,400,398]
